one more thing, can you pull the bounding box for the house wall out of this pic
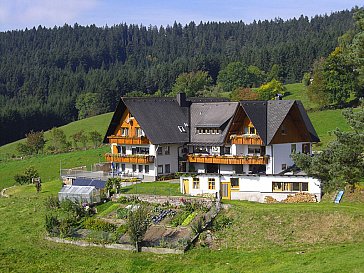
[271,142,310,174]
[153,144,180,175]
[180,174,321,203]
[180,175,221,199]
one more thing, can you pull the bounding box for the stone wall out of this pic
[112,193,215,208]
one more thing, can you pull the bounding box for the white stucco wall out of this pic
[181,174,321,203]
[153,144,180,174]
[271,142,311,174]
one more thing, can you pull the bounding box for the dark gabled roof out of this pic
[239,100,319,145]
[296,101,320,142]
[266,100,295,144]
[240,101,268,144]
[104,97,189,145]
[190,102,238,145]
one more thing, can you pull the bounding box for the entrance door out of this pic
[183,179,190,194]
[221,182,231,200]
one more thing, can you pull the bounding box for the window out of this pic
[157,147,162,155]
[208,178,216,190]
[165,146,170,155]
[122,146,126,154]
[138,165,143,173]
[248,146,261,155]
[302,143,310,154]
[145,165,149,173]
[135,128,144,137]
[121,164,125,172]
[224,146,231,155]
[116,146,121,153]
[272,182,309,192]
[157,165,163,174]
[230,178,239,188]
[165,164,170,173]
[193,178,200,189]
[291,144,296,154]
[132,164,136,172]
[249,126,256,135]
[121,127,129,136]
[281,164,287,170]
[196,127,220,134]
[132,147,149,155]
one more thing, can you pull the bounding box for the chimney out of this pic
[176,92,187,107]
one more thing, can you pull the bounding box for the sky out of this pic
[0,0,363,32]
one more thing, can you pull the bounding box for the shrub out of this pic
[14,174,29,185]
[45,214,60,236]
[59,218,74,238]
[83,218,117,232]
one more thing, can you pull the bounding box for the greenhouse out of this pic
[58,185,100,204]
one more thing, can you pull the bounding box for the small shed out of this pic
[58,185,100,204]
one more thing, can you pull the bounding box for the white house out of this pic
[104,93,321,202]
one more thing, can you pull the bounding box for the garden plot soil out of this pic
[143,225,191,246]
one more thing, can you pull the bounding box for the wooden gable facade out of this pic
[107,108,150,150]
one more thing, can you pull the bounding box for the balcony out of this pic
[187,154,269,165]
[230,135,263,145]
[107,135,150,145]
[105,153,155,164]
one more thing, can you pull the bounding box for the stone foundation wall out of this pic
[112,193,215,207]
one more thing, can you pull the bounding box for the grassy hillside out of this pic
[0,147,108,190]
[0,112,113,158]
[0,181,363,272]
[284,83,317,109]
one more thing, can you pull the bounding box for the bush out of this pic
[14,174,29,185]
[59,218,74,238]
[45,214,60,236]
[14,166,39,185]
[83,218,117,232]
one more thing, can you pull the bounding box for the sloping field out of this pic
[0,181,363,272]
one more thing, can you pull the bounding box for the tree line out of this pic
[0,9,357,145]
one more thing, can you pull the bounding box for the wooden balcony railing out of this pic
[107,135,150,145]
[230,135,263,145]
[105,153,155,164]
[187,154,269,165]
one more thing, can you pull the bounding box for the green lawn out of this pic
[308,109,351,148]
[119,181,182,196]
[0,147,109,190]
[283,83,318,110]
[0,181,363,272]
[0,112,112,158]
